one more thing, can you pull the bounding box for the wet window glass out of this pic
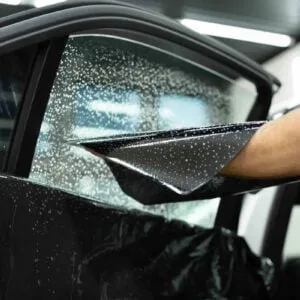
[29,35,257,227]
[0,46,36,168]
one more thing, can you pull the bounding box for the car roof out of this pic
[0,3,31,18]
[0,0,280,89]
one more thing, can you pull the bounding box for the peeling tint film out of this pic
[29,35,257,227]
[80,122,263,196]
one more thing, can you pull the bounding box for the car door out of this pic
[0,2,283,299]
[1,1,279,200]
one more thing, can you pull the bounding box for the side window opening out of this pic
[29,34,257,227]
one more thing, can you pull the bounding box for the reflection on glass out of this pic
[73,85,141,138]
[159,95,210,129]
[72,86,213,139]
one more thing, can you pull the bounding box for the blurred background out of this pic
[2,0,300,260]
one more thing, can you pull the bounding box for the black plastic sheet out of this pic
[0,175,273,299]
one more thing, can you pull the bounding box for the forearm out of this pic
[221,109,300,178]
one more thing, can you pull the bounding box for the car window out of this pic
[0,45,36,168]
[29,34,257,227]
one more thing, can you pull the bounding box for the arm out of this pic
[221,109,300,179]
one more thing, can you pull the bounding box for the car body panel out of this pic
[0,174,272,299]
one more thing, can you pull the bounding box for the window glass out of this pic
[0,46,35,167]
[29,35,257,227]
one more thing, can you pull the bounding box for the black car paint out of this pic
[0,175,272,299]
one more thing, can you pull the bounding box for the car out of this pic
[0,1,297,299]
